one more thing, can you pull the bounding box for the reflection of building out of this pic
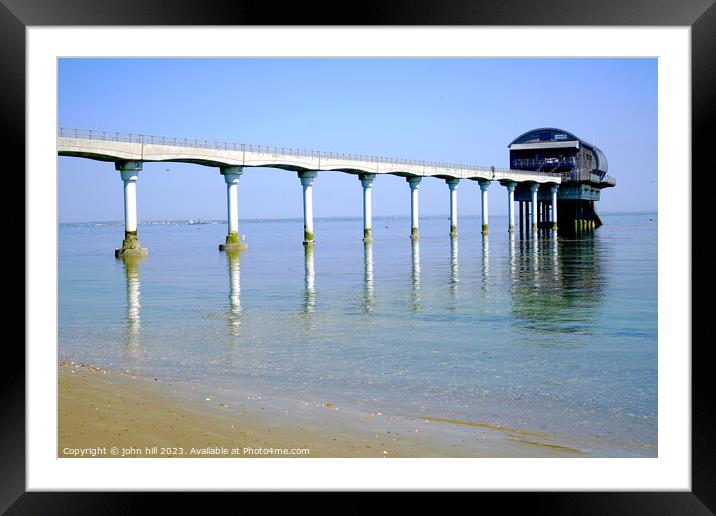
[510,236,606,332]
[509,128,616,231]
[122,255,145,356]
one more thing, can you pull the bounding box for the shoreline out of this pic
[58,360,592,458]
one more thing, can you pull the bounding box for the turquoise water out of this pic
[58,212,657,456]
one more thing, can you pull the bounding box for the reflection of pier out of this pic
[411,239,421,311]
[508,232,517,282]
[304,246,316,315]
[363,241,375,312]
[449,237,459,298]
[226,249,243,336]
[510,235,605,332]
[481,234,489,292]
[122,255,145,357]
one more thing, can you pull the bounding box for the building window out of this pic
[539,131,551,141]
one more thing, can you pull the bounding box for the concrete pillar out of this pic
[219,166,247,251]
[505,182,516,233]
[407,176,422,239]
[360,174,375,241]
[530,183,539,232]
[519,201,524,234]
[525,200,531,235]
[550,184,559,230]
[299,171,318,246]
[446,178,459,238]
[479,179,490,235]
[115,161,148,258]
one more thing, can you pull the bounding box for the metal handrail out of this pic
[58,127,557,178]
[513,157,576,168]
[560,170,615,185]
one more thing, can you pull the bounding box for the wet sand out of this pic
[58,360,586,458]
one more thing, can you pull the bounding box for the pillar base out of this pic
[219,234,248,252]
[450,225,457,238]
[532,223,538,232]
[115,232,147,258]
[508,225,514,233]
[552,222,559,230]
[219,243,248,252]
[481,224,488,235]
[363,228,372,242]
[410,227,419,240]
[115,247,148,258]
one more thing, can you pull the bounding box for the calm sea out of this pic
[58,212,658,456]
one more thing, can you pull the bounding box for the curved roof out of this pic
[509,127,608,173]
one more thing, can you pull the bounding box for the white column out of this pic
[219,166,245,251]
[550,184,559,230]
[115,161,147,257]
[505,181,516,233]
[407,176,421,239]
[479,179,490,235]
[360,174,375,241]
[223,166,243,233]
[530,183,539,232]
[446,178,459,237]
[299,171,317,246]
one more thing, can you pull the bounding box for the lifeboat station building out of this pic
[508,128,616,232]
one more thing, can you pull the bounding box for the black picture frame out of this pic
[3,0,712,511]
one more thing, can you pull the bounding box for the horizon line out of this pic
[59,209,657,225]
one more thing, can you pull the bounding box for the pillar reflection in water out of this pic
[481,233,489,292]
[509,230,517,283]
[226,249,243,336]
[304,245,316,315]
[550,233,560,282]
[510,233,603,332]
[122,255,145,358]
[363,241,375,312]
[449,236,459,298]
[411,239,421,311]
[532,234,541,286]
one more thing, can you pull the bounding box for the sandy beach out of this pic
[58,360,590,458]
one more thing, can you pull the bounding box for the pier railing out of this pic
[512,157,577,168]
[58,127,555,179]
[560,169,616,186]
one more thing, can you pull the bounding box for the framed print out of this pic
[4,0,713,511]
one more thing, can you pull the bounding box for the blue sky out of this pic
[58,58,657,222]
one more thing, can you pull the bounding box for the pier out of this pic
[58,128,564,257]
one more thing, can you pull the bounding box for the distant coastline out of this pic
[59,210,658,227]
